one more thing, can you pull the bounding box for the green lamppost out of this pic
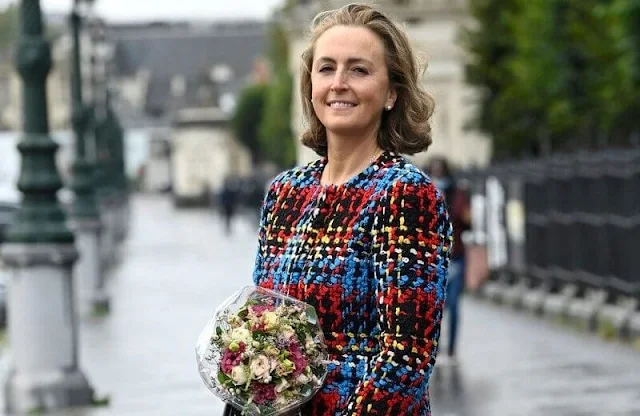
[91,21,116,267]
[68,0,107,314]
[92,19,128,262]
[0,1,94,412]
[104,87,129,244]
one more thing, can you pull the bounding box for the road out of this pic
[2,194,639,415]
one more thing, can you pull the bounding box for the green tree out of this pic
[616,0,640,142]
[231,83,269,163]
[258,22,296,168]
[258,72,296,168]
[501,0,576,154]
[267,22,289,74]
[552,0,634,147]
[461,0,527,158]
[463,0,636,157]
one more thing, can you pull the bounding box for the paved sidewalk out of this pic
[432,299,640,415]
[1,194,639,415]
[2,195,257,415]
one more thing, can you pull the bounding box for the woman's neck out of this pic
[323,133,382,186]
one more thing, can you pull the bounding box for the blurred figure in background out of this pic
[219,177,240,236]
[428,157,471,362]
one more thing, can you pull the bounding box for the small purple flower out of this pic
[275,338,289,349]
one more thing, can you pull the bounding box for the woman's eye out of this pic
[353,67,368,74]
[318,66,333,73]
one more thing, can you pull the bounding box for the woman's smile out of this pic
[311,25,395,138]
[327,101,357,109]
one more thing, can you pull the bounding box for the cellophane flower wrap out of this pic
[196,286,329,415]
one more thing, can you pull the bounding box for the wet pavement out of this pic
[2,194,640,415]
[432,300,640,415]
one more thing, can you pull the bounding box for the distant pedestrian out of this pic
[219,177,239,236]
[428,157,471,363]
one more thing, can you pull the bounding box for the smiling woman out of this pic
[310,25,395,174]
[227,4,453,416]
[300,4,435,165]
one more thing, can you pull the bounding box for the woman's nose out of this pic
[330,71,348,91]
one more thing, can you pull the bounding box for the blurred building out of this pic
[106,20,268,127]
[170,107,251,207]
[2,18,265,200]
[110,21,265,200]
[283,0,492,169]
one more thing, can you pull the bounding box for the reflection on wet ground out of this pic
[2,195,639,415]
[431,297,640,415]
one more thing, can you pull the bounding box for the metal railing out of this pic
[463,147,640,302]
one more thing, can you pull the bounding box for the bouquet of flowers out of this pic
[196,286,329,416]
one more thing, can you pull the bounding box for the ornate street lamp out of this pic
[92,18,129,249]
[1,1,94,412]
[68,0,107,313]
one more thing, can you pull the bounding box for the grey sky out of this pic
[1,0,285,21]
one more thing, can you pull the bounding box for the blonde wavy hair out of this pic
[300,3,435,157]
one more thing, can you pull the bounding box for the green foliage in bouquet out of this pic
[197,287,328,416]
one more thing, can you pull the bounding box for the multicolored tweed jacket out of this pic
[252,152,453,416]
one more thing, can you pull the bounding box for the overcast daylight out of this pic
[0,0,285,21]
[1,1,640,416]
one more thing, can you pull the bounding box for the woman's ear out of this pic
[387,89,398,109]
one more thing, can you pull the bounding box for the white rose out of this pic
[230,327,252,344]
[230,365,248,385]
[250,355,272,382]
[262,312,280,330]
[220,332,232,345]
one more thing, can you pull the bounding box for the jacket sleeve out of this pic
[344,177,453,415]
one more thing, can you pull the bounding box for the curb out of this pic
[472,281,640,349]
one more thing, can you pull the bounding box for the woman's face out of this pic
[310,25,396,140]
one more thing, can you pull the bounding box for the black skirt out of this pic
[223,403,304,416]
[223,404,241,416]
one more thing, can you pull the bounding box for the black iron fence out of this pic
[463,147,640,302]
